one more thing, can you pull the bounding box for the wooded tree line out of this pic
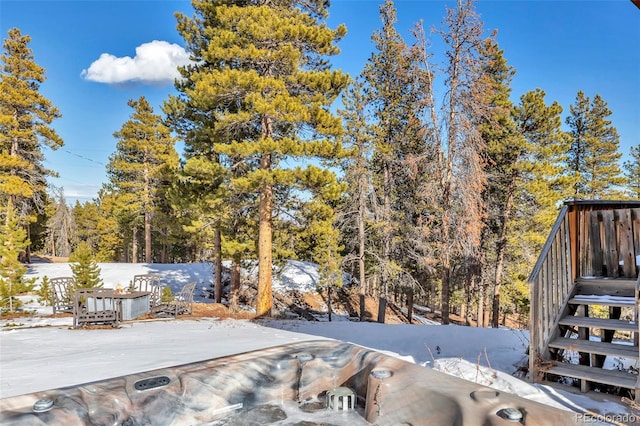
[2,0,638,323]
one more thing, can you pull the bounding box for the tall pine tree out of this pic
[107,96,178,263]
[566,91,625,199]
[167,0,348,316]
[337,78,375,321]
[0,28,63,259]
[358,0,433,323]
[512,89,572,274]
[476,39,519,328]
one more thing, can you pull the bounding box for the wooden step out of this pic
[542,362,638,390]
[567,294,635,307]
[558,316,637,332]
[549,337,639,359]
[575,278,637,297]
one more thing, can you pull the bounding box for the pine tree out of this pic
[77,191,126,262]
[73,200,100,255]
[167,0,348,316]
[476,39,519,328]
[107,96,178,263]
[69,241,103,289]
[566,91,625,199]
[512,89,572,271]
[0,28,63,258]
[337,78,375,321]
[36,275,52,306]
[624,145,640,199]
[358,0,433,323]
[0,202,34,312]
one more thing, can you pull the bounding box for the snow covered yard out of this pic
[1,261,638,424]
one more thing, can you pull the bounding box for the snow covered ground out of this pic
[1,261,637,424]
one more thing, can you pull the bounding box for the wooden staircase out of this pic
[529,201,640,399]
[542,277,639,394]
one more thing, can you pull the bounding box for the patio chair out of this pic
[131,274,162,310]
[152,282,196,318]
[50,277,76,314]
[73,288,119,328]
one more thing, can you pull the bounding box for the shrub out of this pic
[70,242,103,289]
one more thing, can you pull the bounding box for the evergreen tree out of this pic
[92,191,126,262]
[476,39,519,328]
[566,91,625,199]
[337,78,375,321]
[0,202,34,312]
[107,96,178,263]
[624,144,640,199]
[73,200,100,255]
[358,1,433,323]
[0,28,63,258]
[36,275,52,306]
[167,0,348,316]
[512,89,572,273]
[69,241,103,289]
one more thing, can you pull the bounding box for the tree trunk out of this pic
[377,295,387,323]
[143,160,153,263]
[161,238,167,263]
[131,225,138,263]
[230,254,241,313]
[358,171,367,322]
[491,175,515,327]
[256,147,273,317]
[476,277,484,328]
[441,263,451,325]
[379,163,391,324]
[145,210,152,263]
[327,284,332,322]
[25,225,31,263]
[407,288,414,324]
[465,272,473,326]
[214,227,222,304]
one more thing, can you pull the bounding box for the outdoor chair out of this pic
[131,274,162,310]
[152,282,196,318]
[50,277,76,314]
[73,288,119,328]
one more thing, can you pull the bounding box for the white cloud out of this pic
[81,40,191,84]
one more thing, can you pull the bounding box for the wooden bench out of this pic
[73,288,120,328]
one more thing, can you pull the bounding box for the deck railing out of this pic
[528,205,573,381]
[528,200,640,383]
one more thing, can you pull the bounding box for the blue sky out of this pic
[2,0,638,204]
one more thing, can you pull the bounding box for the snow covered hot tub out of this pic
[0,340,583,425]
